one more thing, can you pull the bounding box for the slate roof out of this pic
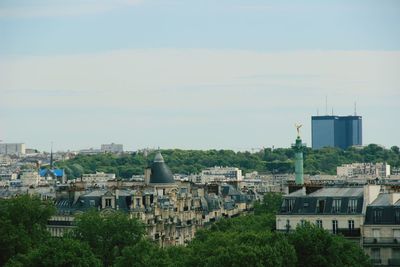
[365,193,400,225]
[281,186,364,215]
[149,152,175,184]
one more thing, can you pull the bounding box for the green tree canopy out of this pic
[0,195,55,266]
[69,210,145,266]
[5,238,101,267]
[289,223,372,267]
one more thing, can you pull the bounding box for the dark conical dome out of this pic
[149,152,175,184]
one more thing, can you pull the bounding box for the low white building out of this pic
[20,171,40,187]
[101,143,123,153]
[81,172,116,183]
[337,163,390,178]
[193,166,243,183]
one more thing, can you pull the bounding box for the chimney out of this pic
[144,168,151,185]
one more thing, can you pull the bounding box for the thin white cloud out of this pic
[0,49,399,150]
[0,0,143,18]
[1,49,399,109]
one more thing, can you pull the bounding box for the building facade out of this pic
[101,143,123,153]
[0,143,26,155]
[337,163,391,178]
[363,193,400,266]
[311,115,362,149]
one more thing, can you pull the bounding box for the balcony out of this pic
[337,228,361,237]
[371,259,381,265]
[388,258,400,266]
[363,237,400,247]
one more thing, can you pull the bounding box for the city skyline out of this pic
[1,0,399,151]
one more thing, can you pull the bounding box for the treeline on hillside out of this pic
[55,144,400,179]
[0,194,372,267]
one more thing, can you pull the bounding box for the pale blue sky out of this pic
[0,0,399,151]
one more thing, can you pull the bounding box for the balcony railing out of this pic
[363,237,400,246]
[371,259,381,265]
[337,228,361,237]
[388,258,400,266]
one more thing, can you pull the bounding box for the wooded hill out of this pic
[55,144,400,179]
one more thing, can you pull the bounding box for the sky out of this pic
[0,0,399,152]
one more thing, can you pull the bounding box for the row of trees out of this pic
[1,194,372,267]
[55,144,400,178]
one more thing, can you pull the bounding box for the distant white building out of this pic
[20,171,40,187]
[101,143,123,153]
[81,172,116,183]
[337,163,390,178]
[193,166,243,183]
[0,143,26,155]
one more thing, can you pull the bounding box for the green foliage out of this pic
[289,223,372,267]
[254,192,283,216]
[186,230,296,267]
[69,210,145,267]
[56,145,400,179]
[5,238,101,267]
[0,195,55,266]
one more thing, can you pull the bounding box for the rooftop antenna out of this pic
[325,96,328,115]
[331,107,334,116]
[354,102,357,116]
[50,141,53,169]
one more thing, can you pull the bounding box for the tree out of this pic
[0,195,55,266]
[115,240,174,267]
[254,192,283,216]
[289,223,372,267]
[186,230,296,267]
[5,238,101,267]
[69,211,145,266]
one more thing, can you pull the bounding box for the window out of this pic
[373,229,380,240]
[283,199,295,212]
[135,198,140,208]
[105,199,112,207]
[316,220,323,228]
[332,220,338,234]
[316,199,325,213]
[392,248,400,260]
[348,199,358,213]
[285,219,291,232]
[373,209,383,223]
[89,200,95,207]
[348,220,355,231]
[395,209,400,224]
[394,229,400,242]
[371,248,381,263]
[332,199,342,213]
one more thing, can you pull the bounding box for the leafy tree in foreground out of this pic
[69,210,145,266]
[5,238,101,267]
[186,230,296,267]
[289,223,372,267]
[0,195,55,266]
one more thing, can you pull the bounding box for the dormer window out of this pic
[283,198,295,212]
[348,199,357,213]
[332,199,341,213]
[373,209,383,224]
[105,199,112,207]
[316,199,325,213]
[395,209,400,224]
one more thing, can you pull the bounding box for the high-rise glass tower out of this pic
[311,115,362,149]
